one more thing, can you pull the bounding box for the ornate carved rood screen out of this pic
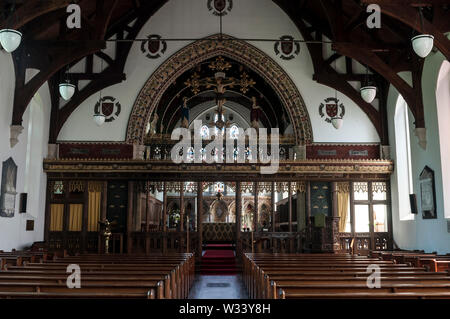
[43,54,394,258]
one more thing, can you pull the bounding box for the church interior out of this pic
[0,0,449,301]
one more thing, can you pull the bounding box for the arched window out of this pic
[394,95,414,221]
[214,182,225,193]
[187,147,195,162]
[436,61,450,219]
[214,113,225,136]
[24,93,45,218]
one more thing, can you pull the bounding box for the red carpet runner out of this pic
[200,247,237,275]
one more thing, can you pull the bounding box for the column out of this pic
[162,182,168,254]
[44,181,52,242]
[101,181,108,221]
[368,182,375,251]
[350,182,356,253]
[180,182,185,231]
[332,182,338,218]
[296,185,306,232]
[197,181,203,259]
[81,181,89,252]
[253,182,258,232]
[127,181,134,254]
[235,182,242,256]
[162,182,168,231]
[288,182,292,232]
[180,181,185,252]
[331,182,340,252]
[271,181,276,232]
[144,182,149,231]
[306,182,311,225]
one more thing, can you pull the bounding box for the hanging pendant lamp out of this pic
[0,3,22,53]
[0,29,21,53]
[93,53,105,126]
[360,65,377,103]
[412,34,434,58]
[93,113,106,126]
[59,82,76,100]
[360,86,377,103]
[411,7,434,58]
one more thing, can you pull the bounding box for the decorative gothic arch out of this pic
[126,34,313,145]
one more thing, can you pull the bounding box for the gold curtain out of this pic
[50,204,64,231]
[88,191,101,232]
[337,182,350,232]
[68,204,83,231]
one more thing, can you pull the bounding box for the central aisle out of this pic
[188,275,249,299]
[189,245,248,299]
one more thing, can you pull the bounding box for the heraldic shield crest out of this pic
[274,35,300,60]
[94,96,122,123]
[319,97,345,124]
[141,34,167,59]
[207,0,233,16]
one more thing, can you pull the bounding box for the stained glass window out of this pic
[201,125,210,139]
[214,182,225,193]
[230,125,239,139]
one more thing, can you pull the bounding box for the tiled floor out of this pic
[188,275,249,299]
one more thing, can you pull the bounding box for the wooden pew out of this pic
[0,252,195,299]
[243,253,450,299]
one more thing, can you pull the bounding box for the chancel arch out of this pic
[127,34,313,146]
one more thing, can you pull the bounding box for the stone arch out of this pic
[126,34,313,145]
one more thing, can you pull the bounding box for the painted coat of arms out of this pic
[207,0,233,16]
[319,97,345,124]
[274,35,300,60]
[141,34,167,59]
[94,96,121,123]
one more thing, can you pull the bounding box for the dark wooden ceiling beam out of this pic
[313,73,377,82]
[361,1,450,60]
[0,0,71,30]
[360,0,448,6]
[51,69,126,142]
[274,0,384,140]
[49,0,170,142]
[12,39,106,126]
[11,0,122,128]
[333,42,424,128]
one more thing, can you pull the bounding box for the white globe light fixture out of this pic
[93,113,106,127]
[411,34,434,58]
[0,29,22,53]
[59,83,76,100]
[331,117,343,130]
[360,86,377,103]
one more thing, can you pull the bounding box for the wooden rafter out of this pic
[361,1,450,60]
[49,0,169,142]
[0,0,71,30]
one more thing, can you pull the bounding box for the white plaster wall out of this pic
[58,0,379,143]
[388,51,450,254]
[436,61,450,219]
[0,54,51,251]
